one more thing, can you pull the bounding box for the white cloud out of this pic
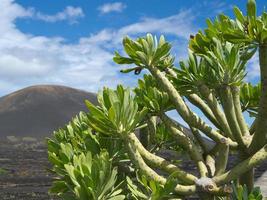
[83,10,196,47]
[35,6,84,24]
[0,54,52,77]
[98,2,126,14]
[0,0,196,96]
[118,10,195,39]
[246,53,260,83]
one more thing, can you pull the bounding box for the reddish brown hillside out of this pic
[0,85,97,138]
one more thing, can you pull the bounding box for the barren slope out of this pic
[0,85,97,138]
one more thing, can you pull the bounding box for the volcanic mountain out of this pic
[0,85,97,138]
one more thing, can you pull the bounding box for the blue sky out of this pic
[0,0,266,97]
[15,0,227,41]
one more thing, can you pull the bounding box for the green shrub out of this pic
[48,0,267,199]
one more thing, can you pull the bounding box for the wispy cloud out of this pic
[34,6,84,24]
[118,10,196,39]
[84,9,197,46]
[98,2,126,14]
[0,0,196,96]
[202,0,232,15]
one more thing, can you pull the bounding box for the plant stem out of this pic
[160,113,208,177]
[199,193,215,200]
[215,142,229,176]
[249,44,267,153]
[127,132,197,184]
[213,145,267,185]
[238,152,254,192]
[231,86,250,137]
[147,116,157,143]
[139,127,149,148]
[198,84,233,139]
[126,134,231,196]
[124,137,197,195]
[186,94,221,130]
[219,86,246,150]
[240,169,254,192]
[249,118,257,135]
[190,127,209,154]
[206,155,216,176]
[148,66,237,147]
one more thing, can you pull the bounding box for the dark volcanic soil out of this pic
[0,85,97,138]
[0,85,97,199]
[0,139,267,200]
[0,139,58,200]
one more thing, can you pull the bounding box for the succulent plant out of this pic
[48,1,267,199]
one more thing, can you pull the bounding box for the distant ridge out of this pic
[0,85,97,138]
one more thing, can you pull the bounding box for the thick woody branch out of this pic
[231,86,250,137]
[124,138,197,195]
[195,178,232,196]
[160,113,208,177]
[214,140,229,176]
[165,68,222,136]
[186,94,222,130]
[206,155,216,177]
[205,138,229,177]
[213,144,267,185]
[165,67,177,77]
[147,115,157,143]
[219,86,247,150]
[166,68,223,136]
[250,45,267,153]
[190,126,210,154]
[160,113,203,154]
[198,84,233,140]
[160,113,216,152]
[125,135,231,196]
[249,119,256,135]
[148,66,237,147]
[166,68,221,130]
[165,68,222,131]
[140,116,157,148]
[127,132,197,184]
[139,127,149,148]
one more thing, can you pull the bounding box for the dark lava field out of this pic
[0,139,59,200]
[0,138,266,200]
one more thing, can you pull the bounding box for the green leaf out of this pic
[60,143,73,162]
[159,35,166,47]
[49,181,68,194]
[113,52,135,64]
[85,100,106,120]
[234,6,245,23]
[240,46,257,60]
[247,0,257,19]
[108,195,126,200]
[48,152,63,167]
[120,67,139,74]
[47,139,60,154]
[126,177,148,199]
[136,51,148,65]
